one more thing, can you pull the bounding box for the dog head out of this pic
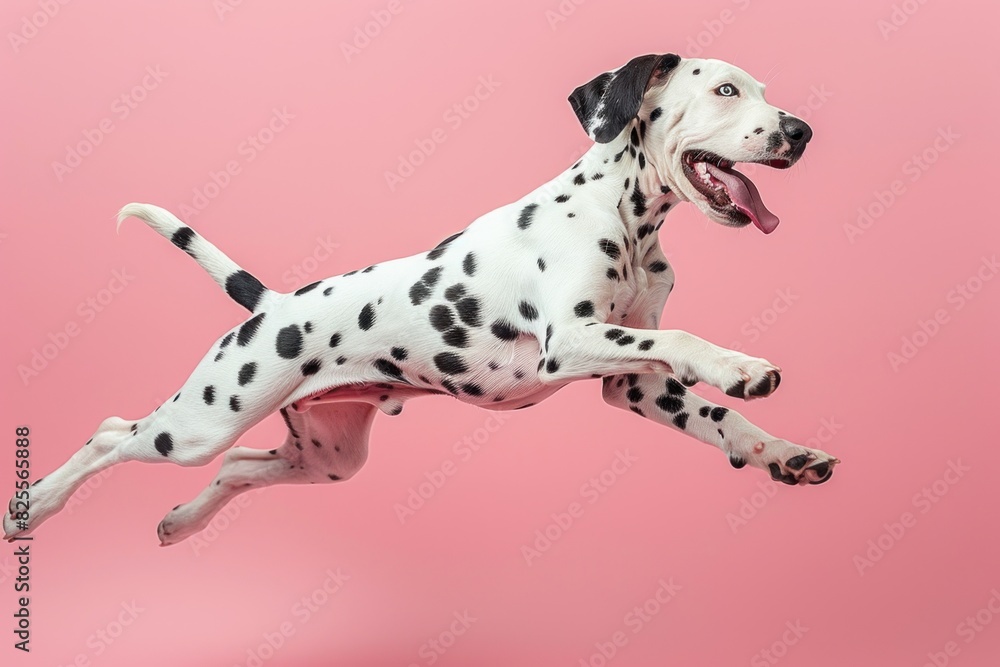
[569,54,812,234]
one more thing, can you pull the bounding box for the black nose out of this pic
[779,117,812,145]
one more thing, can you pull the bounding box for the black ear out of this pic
[568,53,680,143]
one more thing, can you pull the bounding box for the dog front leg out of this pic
[539,323,781,400]
[601,372,839,485]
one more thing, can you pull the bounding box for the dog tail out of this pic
[117,203,274,312]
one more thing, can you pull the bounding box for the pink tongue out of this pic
[705,163,780,234]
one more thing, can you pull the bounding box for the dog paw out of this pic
[157,503,212,546]
[729,438,840,486]
[711,353,781,400]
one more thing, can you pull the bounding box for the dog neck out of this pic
[571,119,681,245]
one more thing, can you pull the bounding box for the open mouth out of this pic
[681,150,792,234]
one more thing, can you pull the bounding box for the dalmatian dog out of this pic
[5,53,840,546]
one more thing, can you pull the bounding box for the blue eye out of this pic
[716,84,738,97]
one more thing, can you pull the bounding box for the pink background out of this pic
[3,1,999,665]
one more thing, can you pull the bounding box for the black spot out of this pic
[637,223,655,239]
[214,352,224,362]
[463,252,477,276]
[667,377,686,396]
[295,281,320,296]
[592,173,604,180]
[444,283,466,301]
[655,394,683,413]
[638,152,646,169]
[362,265,377,273]
[517,203,539,229]
[225,270,267,312]
[754,127,765,135]
[303,321,313,333]
[329,332,341,348]
[598,239,621,260]
[388,405,403,416]
[605,328,624,340]
[154,432,173,456]
[692,68,701,75]
[441,378,459,394]
[409,281,432,305]
[730,455,747,469]
[537,258,546,271]
[323,286,334,296]
[545,358,560,373]
[203,385,215,405]
[649,107,663,122]
[420,266,443,287]
[630,127,639,146]
[276,325,303,359]
[699,406,711,417]
[637,339,654,351]
[711,407,728,422]
[328,473,342,481]
[358,303,375,330]
[301,359,322,376]
[456,297,481,327]
[220,332,234,348]
[573,172,586,185]
[513,369,525,379]
[630,181,647,217]
[519,301,539,320]
[171,226,196,254]
[567,212,576,218]
[606,268,619,280]
[374,358,403,379]
[545,324,553,349]
[648,260,668,273]
[462,383,483,396]
[229,395,241,412]
[238,362,257,386]
[616,335,635,346]
[626,387,644,403]
[555,194,570,203]
[442,327,469,347]
[639,120,647,139]
[390,346,408,360]
[429,305,454,331]
[673,412,689,429]
[343,270,358,276]
[574,300,595,318]
[434,352,468,374]
[491,320,519,340]
[630,406,644,416]
[336,356,347,365]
